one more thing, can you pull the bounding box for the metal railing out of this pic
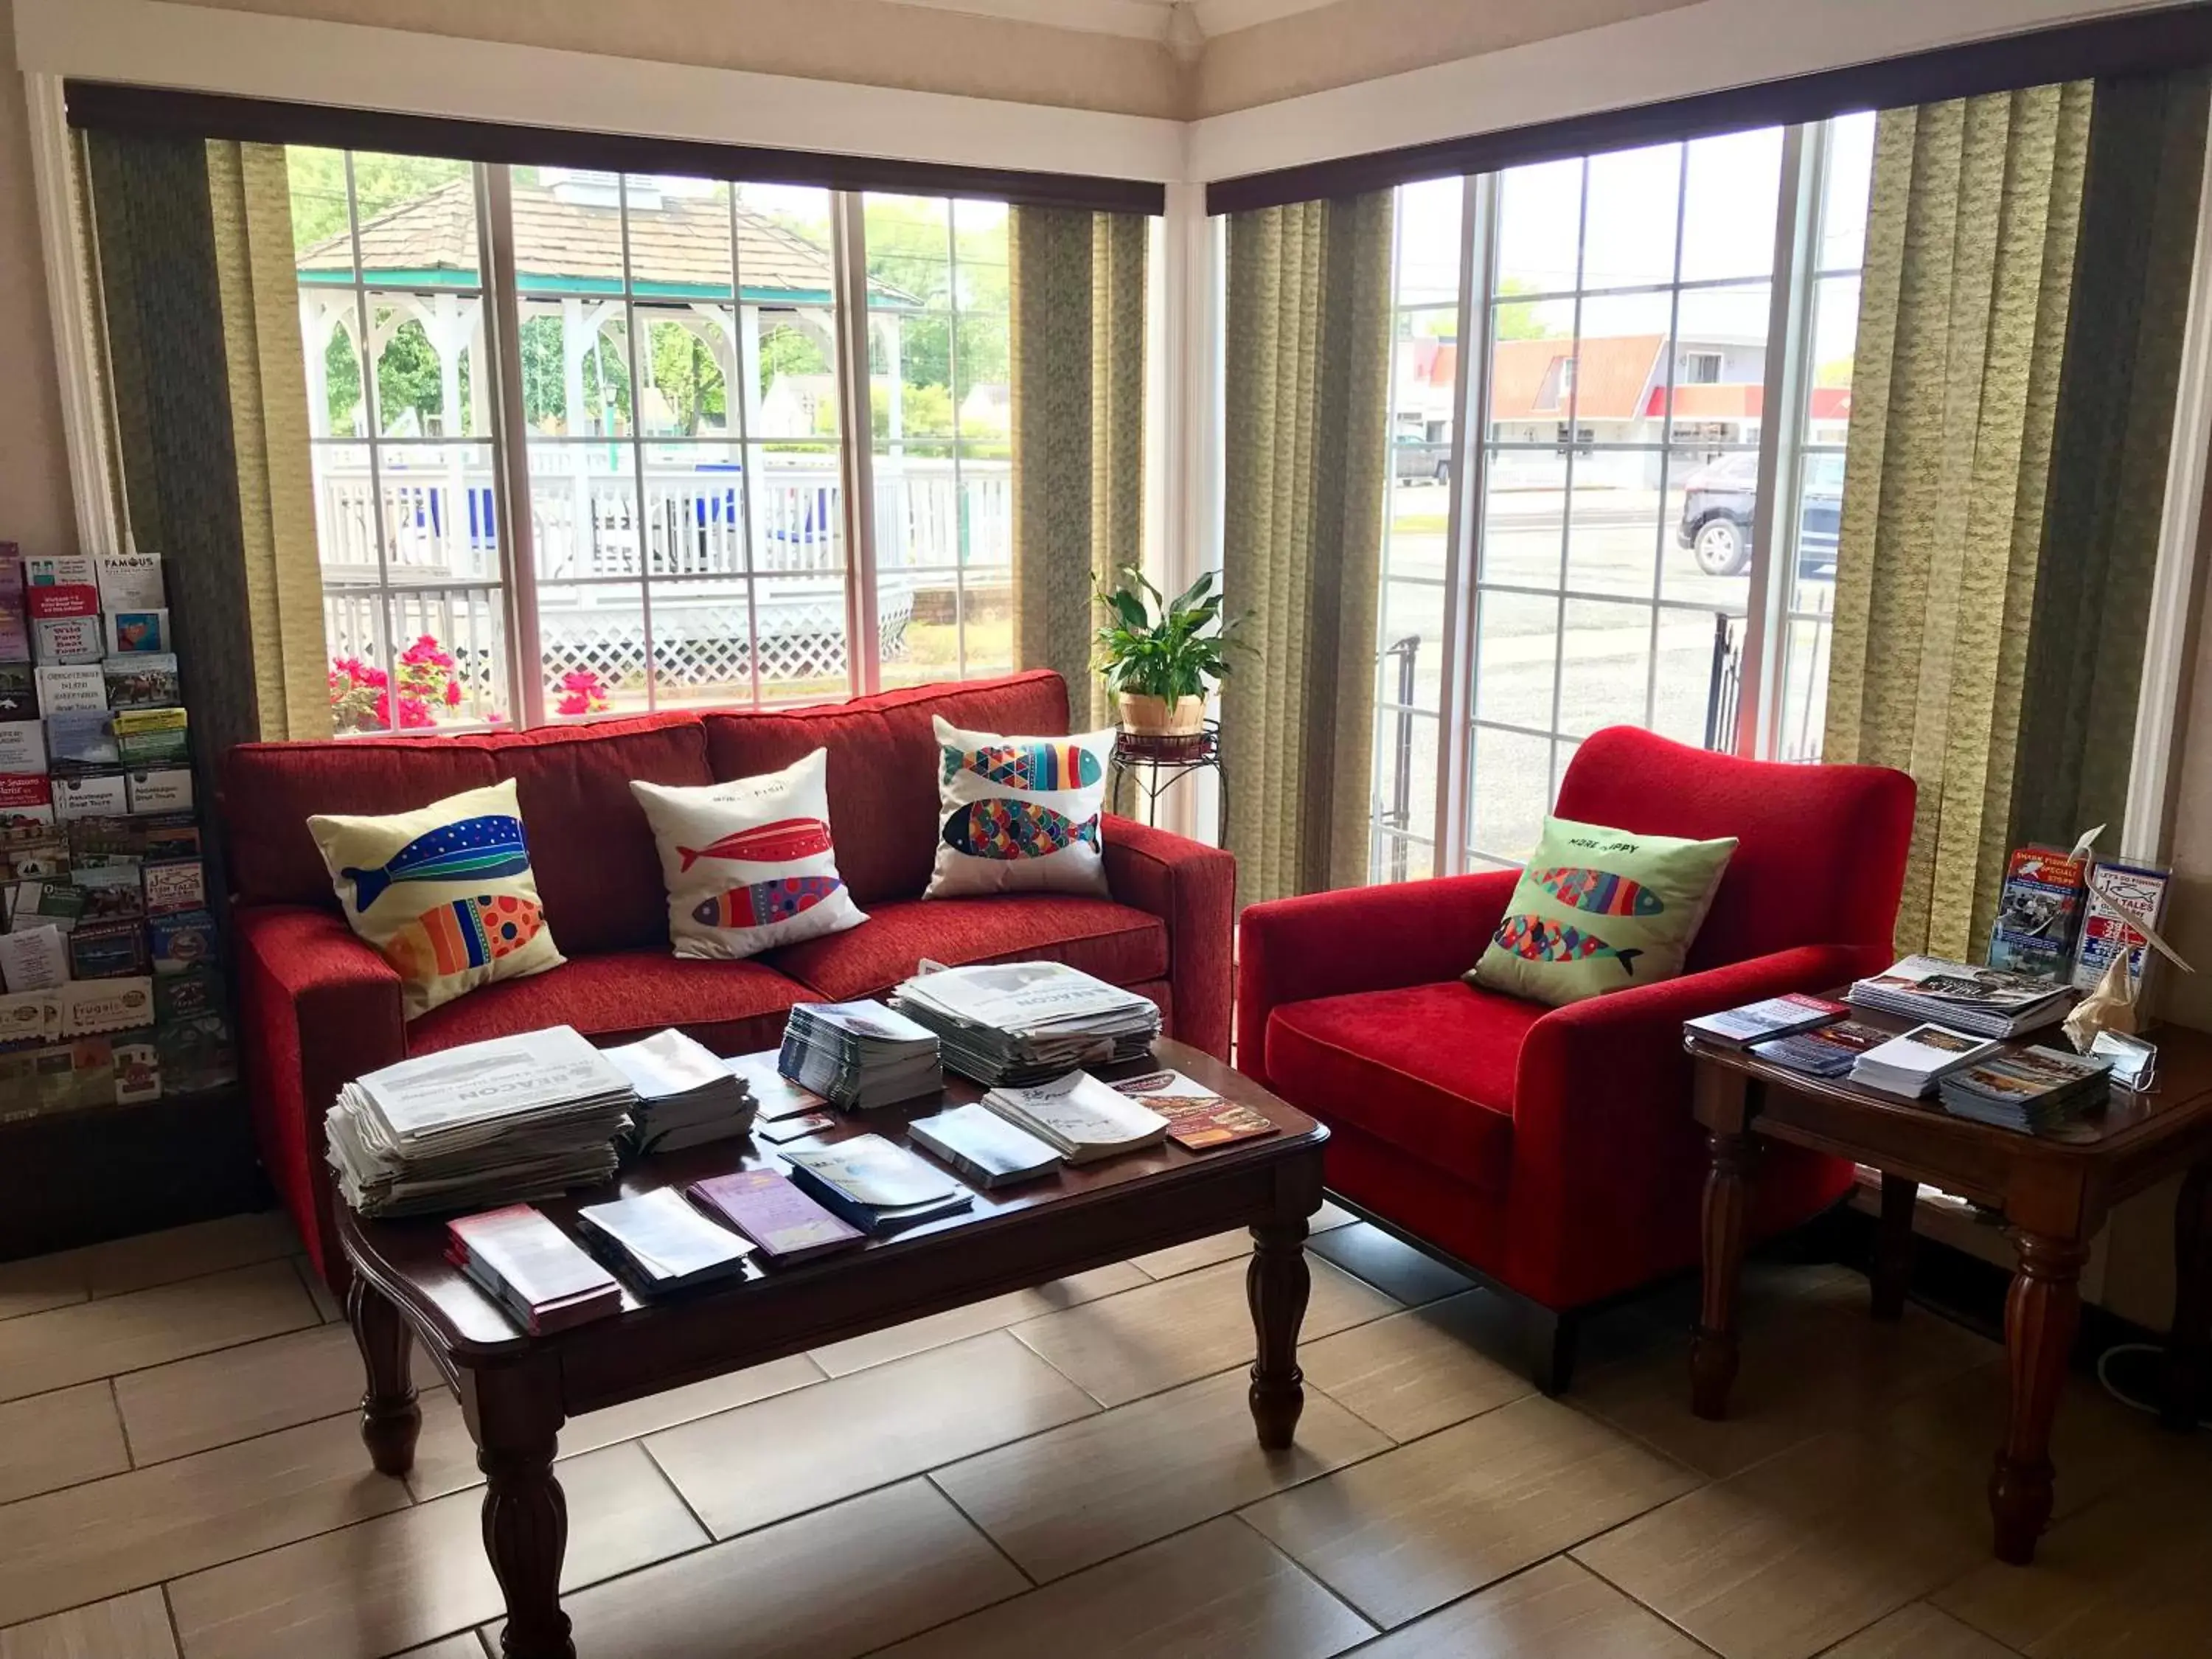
[1379,634,1423,883]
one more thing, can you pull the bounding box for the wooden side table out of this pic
[1686,1014,2212,1565]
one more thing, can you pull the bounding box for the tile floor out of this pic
[0,1205,2208,1659]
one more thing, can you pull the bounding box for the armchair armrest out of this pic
[1102,814,1237,1060]
[1505,941,1883,1307]
[1237,869,1522,1088]
[234,905,407,1283]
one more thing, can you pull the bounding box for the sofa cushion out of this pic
[487,714,713,956]
[763,894,1168,1004]
[223,740,498,908]
[406,950,806,1057]
[703,671,1069,906]
[1264,980,1532,1194]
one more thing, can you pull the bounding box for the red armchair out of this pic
[1237,726,1915,1391]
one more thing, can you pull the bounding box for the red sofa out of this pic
[224,671,1234,1284]
[1238,726,1914,1391]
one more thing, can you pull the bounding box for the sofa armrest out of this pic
[1505,940,1885,1306]
[234,905,408,1284]
[1102,814,1236,1060]
[1237,869,1521,1088]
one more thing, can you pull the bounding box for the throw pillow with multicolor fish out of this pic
[1529,866,1665,917]
[942,799,1101,860]
[1487,914,1643,978]
[941,741,1103,793]
[692,876,846,930]
[677,817,832,873]
[383,893,546,983]
[339,813,532,913]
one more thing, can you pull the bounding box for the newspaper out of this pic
[899,961,1148,1032]
[355,1026,629,1141]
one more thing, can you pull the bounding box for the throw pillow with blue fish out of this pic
[941,741,1104,793]
[307,780,564,1020]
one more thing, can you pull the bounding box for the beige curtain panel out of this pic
[1009,207,1149,731]
[1221,192,1395,905]
[1826,72,2209,959]
[1824,83,2093,959]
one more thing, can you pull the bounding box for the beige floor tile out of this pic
[1012,1256,1399,1407]
[1575,1425,1990,1659]
[0,1413,409,1629]
[74,1214,302,1300]
[1312,1199,1357,1231]
[934,1366,1394,1582]
[875,1514,1374,1659]
[167,1441,703,1659]
[1354,1557,1708,1658]
[292,1260,344,1324]
[0,1384,129,1505]
[810,1265,1147,1377]
[1298,1293,1532,1441]
[0,1263,317,1405]
[647,1332,1094,1540]
[0,1588,176,1659]
[1933,1466,2212,1658]
[0,1258,86,1325]
[391,1641,487,1659]
[1824,1601,2017,1659]
[1575,1276,1996,1480]
[1130,1231,1252,1280]
[560,1479,1023,1659]
[114,1324,399,1467]
[1243,1393,1697,1628]
[1305,1224,1477,1307]
[406,1354,826,1500]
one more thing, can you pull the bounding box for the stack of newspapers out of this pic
[779,1000,943,1110]
[1848,956,2075,1039]
[893,961,1161,1086]
[327,1026,636,1219]
[602,1029,757,1155]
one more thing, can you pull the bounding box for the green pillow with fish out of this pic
[1467,815,1738,1008]
[307,778,564,1020]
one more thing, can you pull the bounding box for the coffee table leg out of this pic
[1691,1128,1753,1420]
[2159,1164,2212,1433]
[1991,1231,2087,1565]
[1248,1219,1310,1450]
[471,1368,573,1659]
[1872,1174,1918,1322]
[345,1276,420,1478]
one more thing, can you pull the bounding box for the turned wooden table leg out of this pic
[346,1276,420,1478]
[1872,1173,1918,1322]
[1248,1219,1311,1450]
[2160,1164,2212,1433]
[1992,1231,2089,1565]
[471,1367,573,1659]
[1691,1129,1754,1420]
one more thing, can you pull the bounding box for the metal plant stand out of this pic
[1108,723,1228,844]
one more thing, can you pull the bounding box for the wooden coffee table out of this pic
[338,1040,1326,1659]
[1686,1011,2212,1566]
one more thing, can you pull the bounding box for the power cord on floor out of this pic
[2095,1340,2212,1428]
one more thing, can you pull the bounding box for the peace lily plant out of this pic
[1095,567,1248,737]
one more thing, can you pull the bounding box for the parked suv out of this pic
[1677,451,1844,579]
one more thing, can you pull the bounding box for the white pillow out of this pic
[630,749,866,961]
[925,715,1114,900]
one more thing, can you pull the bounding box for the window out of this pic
[291,150,509,734]
[1363,117,1875,878]
[292,153,1057,731]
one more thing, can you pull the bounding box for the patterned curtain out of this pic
[1823,84,2093,959]
[1221,192,1394,905]
[1009,207,1149,731]
[83,131,331,748]
[1826,74,2209,958]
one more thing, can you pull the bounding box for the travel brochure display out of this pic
[1988,845,2091,980]
[0,546,232,1120]
[2070,859,2173,995]
[1847,956,2075,1038]
[777,999,943,1110]
[892,960,1161,1085]
[325,1026,636,1217]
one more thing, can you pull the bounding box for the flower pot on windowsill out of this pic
[1116,691,1208,737]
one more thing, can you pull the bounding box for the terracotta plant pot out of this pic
[1117,691,1208,737]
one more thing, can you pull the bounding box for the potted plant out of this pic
[1095,566,1246,737]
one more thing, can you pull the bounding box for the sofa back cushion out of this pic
[1554,726,1915,971]
[703,671,1070,906]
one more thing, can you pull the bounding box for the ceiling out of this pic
[871,0,1343,43]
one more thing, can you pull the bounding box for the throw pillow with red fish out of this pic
[1468,813,1738,1010]
[926,714,1115,900]
[631,748,866,963]
[307,779,565,1019]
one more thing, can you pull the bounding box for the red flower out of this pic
[555,689,591,717]
[444,679,463,709]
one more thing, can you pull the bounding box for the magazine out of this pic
[1986,845,2090,981]
[1849,956,2074,1038]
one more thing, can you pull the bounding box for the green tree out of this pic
[288,148,470,257]
[1493,276,1564,340]
[860,199,1009,424]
